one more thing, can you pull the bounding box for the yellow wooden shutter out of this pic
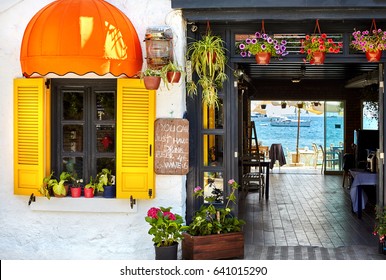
[14,78,48,195]
[116,79,155,199]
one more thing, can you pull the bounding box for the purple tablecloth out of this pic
[349,169,377,213]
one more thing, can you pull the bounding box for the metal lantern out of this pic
[144,26,173,69]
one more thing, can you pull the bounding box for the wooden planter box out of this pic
[182,232,244,260]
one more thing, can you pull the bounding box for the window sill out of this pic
[30,196,137,213]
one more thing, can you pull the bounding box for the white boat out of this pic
[251,113,271,122]
[270,117,311,127]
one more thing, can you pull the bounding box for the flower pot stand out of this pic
[182,232,244,260]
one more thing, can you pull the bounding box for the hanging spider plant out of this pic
[186,30,228,108]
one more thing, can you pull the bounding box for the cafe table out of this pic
[242,157,270,200]
[349,169,377,219]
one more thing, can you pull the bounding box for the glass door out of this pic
[324,101,344,172]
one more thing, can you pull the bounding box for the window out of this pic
[363,101,379,130]
[52,79,116,183]
[14,78,156,199]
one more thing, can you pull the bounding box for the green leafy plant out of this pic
[145,206,188,247]
[95,168,114,193]
[186,30,228,108]
[39,171,72,199]
[84,176,96,192]
[300,33,342,62]
[237,32,288,57]
[374,205,386,243]
[160,61,184,88]
[187,179,245,236]
[141,68,161,77]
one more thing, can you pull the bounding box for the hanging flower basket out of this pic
[237,20,288,64]
[300,20,342,65]
[351,19,386,63]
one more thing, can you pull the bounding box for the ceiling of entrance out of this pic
[238,62,380,83]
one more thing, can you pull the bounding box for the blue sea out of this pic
[252,115,344,153]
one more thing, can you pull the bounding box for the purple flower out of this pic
[239,43,245,50]
[251,38,257,44]
[261,44,266,50]
[267,37,273,44]
[246,38,251,44]
[240,51,247,57]
[254,32,261,38]
[281,40,287,45]
[194,186,202,193]
[228,179,235,185]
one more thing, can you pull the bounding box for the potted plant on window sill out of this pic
[84,176,96,198]
[182,179,245,260]
[70,177,82,198]
[96,168,115,198]
[39,171,72,199]
[141,69,161,90]
[145,206,188,260]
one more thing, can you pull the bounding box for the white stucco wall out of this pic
[0,0,187,259]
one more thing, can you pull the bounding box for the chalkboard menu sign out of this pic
[154,118,189,175]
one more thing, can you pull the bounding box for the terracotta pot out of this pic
[84,188,94,198]
[53,184,69,198]
[182,232,244,260]
[310,52,325,65]
[70,187,81,198]
[255,52,271,64]
[143,76,161,90]
[166,71,181,83]
[366,50,382,62]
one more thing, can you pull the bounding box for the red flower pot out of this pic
[143,76,161,90]
[166,71,181,83]
[70,187,81,198]
[366,50,382,62]
[310,52,325,65]
[84,188,94,198]
[255,52,271,65]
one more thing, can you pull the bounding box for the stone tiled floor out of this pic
[239,167,386,260]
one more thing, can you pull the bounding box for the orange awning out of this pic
[20,0,143,77]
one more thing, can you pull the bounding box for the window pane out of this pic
[97,158,116,177]
[202,99,223,129]
[63,125,83,152]
[203,135,223,166]
[203,172,223,204]
[63,91,83,120]
[96,91,115,120]
[363,101,379,130]
[62,157,83,181]
[96,125,115,153]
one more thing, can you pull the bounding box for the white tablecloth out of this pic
[349,170,377,213]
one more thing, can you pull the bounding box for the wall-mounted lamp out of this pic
[144,26,173,69]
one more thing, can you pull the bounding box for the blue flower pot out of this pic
[103,185,116,198]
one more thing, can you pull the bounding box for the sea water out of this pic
[253,115,344,154]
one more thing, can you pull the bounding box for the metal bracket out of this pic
[130,195,136,209]
[28,193,36,206]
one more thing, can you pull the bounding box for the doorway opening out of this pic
[246,100,344,174]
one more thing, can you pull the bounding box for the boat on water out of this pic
[251,113,271,122]
[270,117,311,127]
